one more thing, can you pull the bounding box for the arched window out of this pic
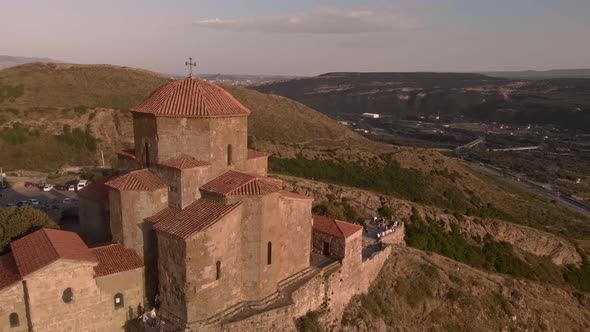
[62,287,73,304]
[9,313,19,328]
[145,142,150,167]
[114,293,124,309]
[227,144,233,166]
[267,241,272,265]
[216,261,221,280]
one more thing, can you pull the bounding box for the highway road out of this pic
[461,159,590,217]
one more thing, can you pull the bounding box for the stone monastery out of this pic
[0,76,401,331]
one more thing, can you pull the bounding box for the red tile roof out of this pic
[77,176,116,202]
[0,253,21,290]
[116,149,136,160]
[10,228,98,277]
[149,199,241,239]
[131,77,251,118]
[279,191,313,200]
[312,215,362,239]
[159,157,209,170]
[105,169,168,191]
[247,149,269,159]
[90,244,144,277]
[201,171,282,197]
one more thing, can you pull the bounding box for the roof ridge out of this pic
[40,228,60,264]
[333,220,347,238]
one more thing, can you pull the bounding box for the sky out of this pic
[1,0,589,76]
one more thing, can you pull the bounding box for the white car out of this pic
[77,179,89,191]
[28,199,40,206]
[5,203,15,207]
[42,184,54,192]
[67,185,76,191]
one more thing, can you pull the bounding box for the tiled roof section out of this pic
[91,244,144,277]
[10,228,97,277]
[200,171,282,197]
[116,149,136,160]
[105,169,167,191]
[77,176,116,201]
[159,157,210,170]
[0,253,21,290]
[279,191,313,200]
[149,199,241,239]
[131,77,251,118]
[247,149,269,159]
[312,215,362,239]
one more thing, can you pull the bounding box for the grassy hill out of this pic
[0,63,377,171]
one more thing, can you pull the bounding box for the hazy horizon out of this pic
[1,0,589,76]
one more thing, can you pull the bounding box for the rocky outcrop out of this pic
[277,174,582,266]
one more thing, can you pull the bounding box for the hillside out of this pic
[2,63,590,330]
[0,63,379,171]
[0,55,58,70]
[253,72,590,132]
[481,68,590,79]
[340,248,590,331]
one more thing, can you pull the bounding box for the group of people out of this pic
[373,217,400,239]
[139,294,163,331]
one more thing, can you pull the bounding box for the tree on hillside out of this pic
[0,207,58,253]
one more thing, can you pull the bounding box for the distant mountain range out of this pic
[253,72,590,132]
[0,55,58,70]
[479,69,590,79]
[169,73,302,86]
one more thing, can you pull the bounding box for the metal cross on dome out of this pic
[185,57,197,77]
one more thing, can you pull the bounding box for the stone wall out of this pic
[109,187,167,304]
[117,155,141,172]
[241,156,268,177]
[0,261,145,332]
[155,117,211,165]
[79,197,111,245]
[185,206,245,324]
[0,283,27,332]
[312,231,346,259]
[157,235,188,324]
[208,117,248,172]
[95,268,145,326]
[132,114,158,168]
[109,188,168,259]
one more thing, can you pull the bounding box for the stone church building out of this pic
[1,77,400,331]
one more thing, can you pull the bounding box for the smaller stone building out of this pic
[0,228,144,332]
[78,176,116,245]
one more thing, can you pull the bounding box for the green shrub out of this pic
[295,311,324,332]
[0,83,24,102]
[0,207,58,252]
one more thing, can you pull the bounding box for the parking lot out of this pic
[0,179,81,232]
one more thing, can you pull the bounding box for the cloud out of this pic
[193,6,422,34]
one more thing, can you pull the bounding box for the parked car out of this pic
[42,184,54,192]
[67,184,76,191]
[77,179,89,191]
[17,201,30,207]
[0,183,7,190]
[28,199,40,206]
[24,182,35,188]
[63,198,72,204]
[54,184,66,190]
[5,203,15,207]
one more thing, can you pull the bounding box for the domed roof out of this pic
[131,77,250,118]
